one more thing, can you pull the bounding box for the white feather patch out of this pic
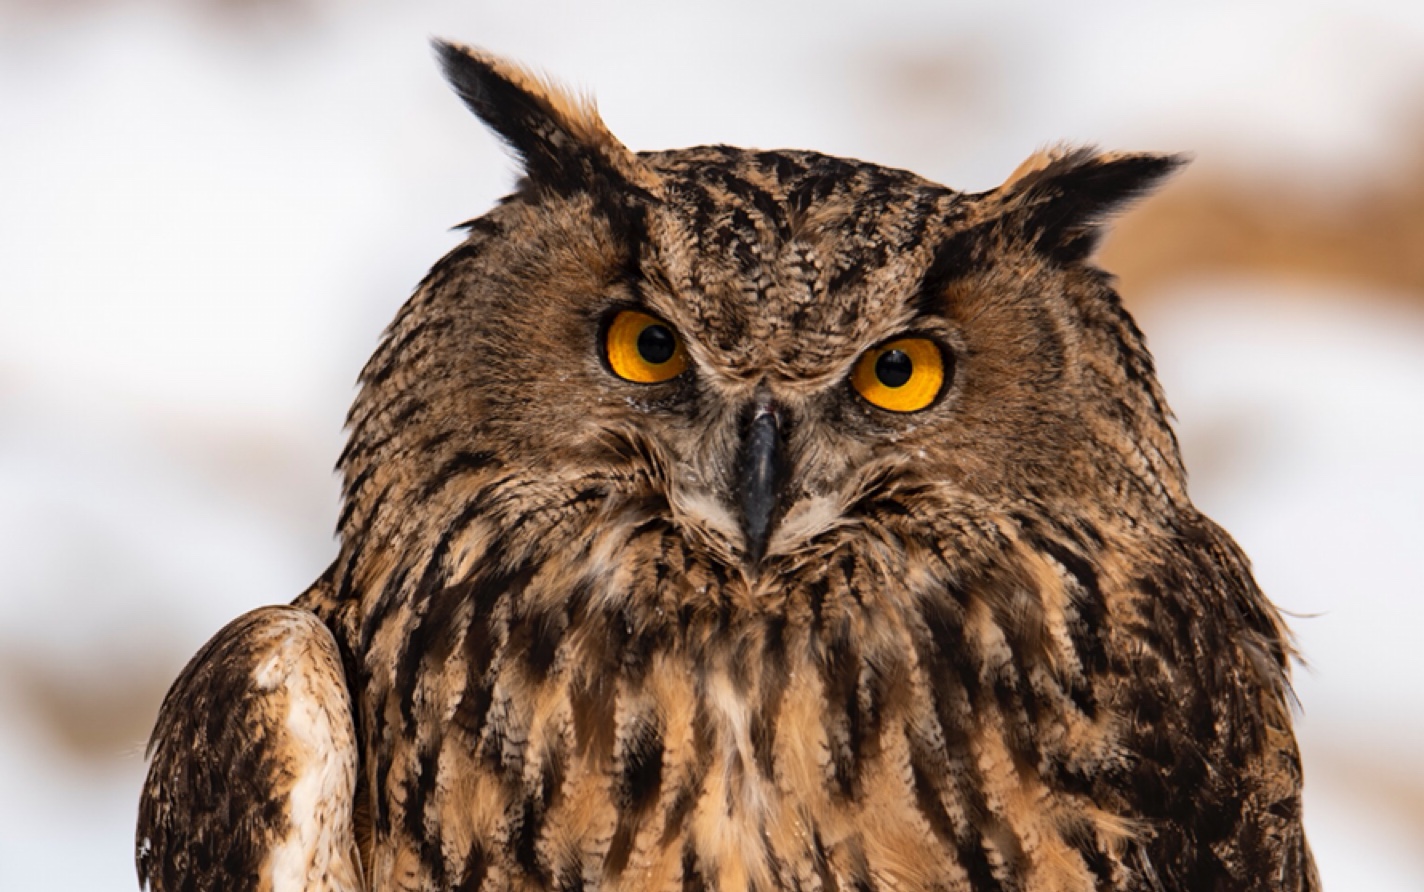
[259,613,363,892]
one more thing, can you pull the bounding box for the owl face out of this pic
[346,45,1185,587]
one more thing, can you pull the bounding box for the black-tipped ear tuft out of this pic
[434,40,651,195]
[1000,148,1186,264]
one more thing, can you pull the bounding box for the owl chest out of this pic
[371,586,1111,892]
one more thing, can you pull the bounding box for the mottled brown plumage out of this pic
[138,42,1317,892]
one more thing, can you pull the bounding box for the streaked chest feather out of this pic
[357,526,1129,892]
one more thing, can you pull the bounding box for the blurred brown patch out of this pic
[1102,150,1424,307]
[852,38,1014,179]
[3,650,175,761]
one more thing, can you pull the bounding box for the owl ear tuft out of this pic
[434,40,657,196]
[997,147,1186,264]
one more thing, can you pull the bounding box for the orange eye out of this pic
[604,309,689,384]
[851,337,945,413]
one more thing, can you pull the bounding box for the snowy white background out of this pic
[1,1,1421,889]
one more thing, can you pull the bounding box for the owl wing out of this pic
[1116,517,1320,892]
[136,605,363,892]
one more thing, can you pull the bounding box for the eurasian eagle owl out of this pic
[137,41,1316,892]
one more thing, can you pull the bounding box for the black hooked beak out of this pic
[737,398,786,566]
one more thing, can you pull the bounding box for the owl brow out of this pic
[614,256,699,333]
[606,280,667,330]
[908,226,991,322]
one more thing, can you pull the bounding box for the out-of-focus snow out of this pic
[2,2,1421,890]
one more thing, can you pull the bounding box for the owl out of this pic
[137,42,1317,892]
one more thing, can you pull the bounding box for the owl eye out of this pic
[851,337,946,413]
[604,309,689,383]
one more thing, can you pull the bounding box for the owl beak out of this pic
[737,398,786,566]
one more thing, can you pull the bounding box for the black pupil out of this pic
[875,349,913,388]
[637,323,676,365]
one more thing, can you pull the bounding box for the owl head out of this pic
[337,43,1185,594]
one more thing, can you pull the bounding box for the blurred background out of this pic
[2,0,1421,888]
